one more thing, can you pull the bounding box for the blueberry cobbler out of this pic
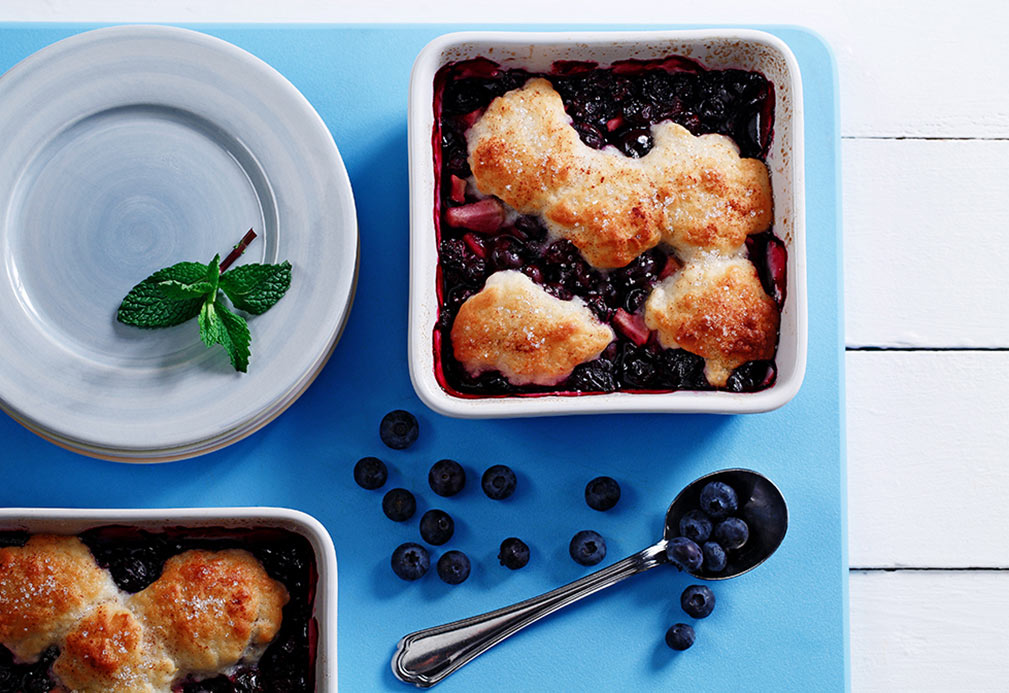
[0,528,317,692]
[433,57,788,396]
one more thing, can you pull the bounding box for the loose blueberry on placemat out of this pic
[569,530,607,566]
[481,464,517,500]
[664,623,696,651]
[419,509,455,546]
[391,543,430,581]
[498,537,530,570]
[429,459,466,497]
[681,585,716,619]
[380,410,419,450]
[584,476,621,511]
[354,456,388,490]
[436,550,471,585]
[382,488,417,522]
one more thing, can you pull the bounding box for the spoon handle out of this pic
[392,540,669,687]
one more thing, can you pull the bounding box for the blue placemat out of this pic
[0,24,846,692]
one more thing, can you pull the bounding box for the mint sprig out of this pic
[116,230,290,373]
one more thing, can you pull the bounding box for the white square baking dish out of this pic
[0,506,337,690]
[408,30,806,417]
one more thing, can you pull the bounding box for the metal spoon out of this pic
[392,468,787,687]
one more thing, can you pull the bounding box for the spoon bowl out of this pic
[665,468,788,579]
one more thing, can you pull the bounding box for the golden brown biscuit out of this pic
[130,549,288,675]
[646,122,773,256]
[542,154,664,268]
[466,80,772,268]
[451,270,614,386]
[0,535,116,661]
[467,77,584,214]
[644,255,779,387]
[54,603,176,693]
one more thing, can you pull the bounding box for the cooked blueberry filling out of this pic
[0,527,317,693]
[434,57,786,397]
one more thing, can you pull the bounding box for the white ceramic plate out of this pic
[0,26,358,461]
[409,30,806,417]
[0,506,338,690]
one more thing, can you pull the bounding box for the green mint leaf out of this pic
[157,279,215,301]
[218,261,292,315]
[198,296,221,348]
[198,294,251,372]
[117,261,213,328]
[205,254,221,293]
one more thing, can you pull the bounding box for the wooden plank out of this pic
[850,570,1009,691]
[2,1,1006,138]
[844,138,1009,348]
[847,350,1009,568]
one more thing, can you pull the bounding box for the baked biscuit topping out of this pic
[54,603,176,693]
[542,154,664,269]
[131,549,289,675]
[466,79,771,268]
[644,254,779,387]
[451,270,614,386]
[0,539,294,690]
[647,122,773,257]
[0,535,116,661]
[466,77,584,215]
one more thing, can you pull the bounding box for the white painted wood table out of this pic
[3,1,1006,690]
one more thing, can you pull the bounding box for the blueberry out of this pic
[713,517,749,550]
[678,509,712,543]
[698,481,738,519]
[498,537,530,570]
[391,542,429,581]
[666,536,703,572]
[353,456,388,490]
[436,550,472,585]
[702,541,728,574]
[584,476,621,511]
[429,459,466,497]
[680,585,716,619]
[419,509,455,545]
[566,359,616,392]
[616,127,654,158]
[481,465,517,500]
[619,345,658,389]
[380,410,419,450]
[658,349,709,390]
[664,623,695,651]
[569,530,606,566]
[382,488,416,522]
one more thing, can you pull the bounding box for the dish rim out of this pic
[408,28,808,417]
[0,505,339,691]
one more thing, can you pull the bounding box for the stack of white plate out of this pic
[0,26,358,462]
